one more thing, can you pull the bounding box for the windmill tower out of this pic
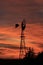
[15,19,26,59]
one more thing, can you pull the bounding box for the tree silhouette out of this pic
[24,47,35,59]
[23,47,43,65]
[36,52,43,64]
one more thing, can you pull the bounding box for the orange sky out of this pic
[0,23,43,59]
[0,0,43,59]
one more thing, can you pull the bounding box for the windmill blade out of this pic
[15,24,19,28]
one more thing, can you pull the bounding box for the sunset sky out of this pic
[0,0,43,59]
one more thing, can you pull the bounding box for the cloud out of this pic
[0,37,8,41]
[0,34,6,36]
[0,33,8,41]
[32,33,43,38]
[0,43,19,49]
[31,42,37,44]
[38,44,43,48]
[0,48,5,55]
[0,52,3,55]
[0,0,43,25]
[31,42,43,48]
[31,41,43,44]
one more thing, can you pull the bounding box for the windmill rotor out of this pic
[21,19,26,31]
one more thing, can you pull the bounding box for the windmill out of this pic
[15,19,26,59]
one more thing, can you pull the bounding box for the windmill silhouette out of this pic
[15,19,26,59]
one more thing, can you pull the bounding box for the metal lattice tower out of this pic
[15,19,26,59]
[19,19,26,59]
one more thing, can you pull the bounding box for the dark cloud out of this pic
[31,41,43,45]
[0,48,6,51]
[0,34,6,36]
[0,36,9,40]
[0,34,8,40]
[32,33,43,37]
[31,42,38,44]
[0,38,7,40]
[0,49,5,55]
[0,34,12,41]
[31,42,43,48]
[0,52,4,55]
[31,42,43,44]
[0,43,19,49]
[0,0,43,25]
[38,44,43,48]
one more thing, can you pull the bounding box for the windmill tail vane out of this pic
[15,24,19,28]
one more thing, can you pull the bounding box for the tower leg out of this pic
[19,32,26,59]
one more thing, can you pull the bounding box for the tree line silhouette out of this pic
[0,47,43,65]
[23,47,43,65]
